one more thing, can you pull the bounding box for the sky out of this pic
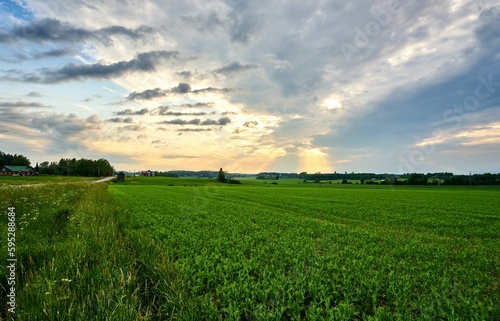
[0,0,499,174]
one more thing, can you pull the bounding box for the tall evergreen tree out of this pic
[217,168,226,183]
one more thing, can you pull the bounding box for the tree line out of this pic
[0,151,31,166]
[259,171,499,186]
[38,158,114,176]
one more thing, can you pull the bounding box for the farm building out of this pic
[0,165,34,176]
[117,171,126,182]
[141,170,155,176]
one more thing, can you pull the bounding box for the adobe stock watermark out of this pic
[6,207,17,315]
[398,73,500,173]
[339,0,414,63]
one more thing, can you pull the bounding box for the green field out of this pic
[1,177,499,320]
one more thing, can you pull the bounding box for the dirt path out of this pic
[92,176,115,183]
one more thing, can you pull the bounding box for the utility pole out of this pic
[469,171,472,188]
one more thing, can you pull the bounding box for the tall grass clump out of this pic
[0,183,148,320]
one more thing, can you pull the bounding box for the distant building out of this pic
[0,166,34,176]
[117,171,126,182]
[141,170,155,177]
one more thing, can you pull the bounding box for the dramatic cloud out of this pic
[127,83,233,100]
[218,117,232,126]
[158,117,231,126]
[106,117,134,123]
[0,18,153,45]
[159,119,201,125]
[115,108,150,116]
[177,128,212,132]
[212,61,258,77]
[2,50,179,83]
[117,125,144,132]
[126,88,164,101]
[154,105,214,116]
[0,47,75,62]
[243,120,258,127]
[0,108,102,153]
[0,100,48,108]
[180,102,214,108]
[159,110,209,116]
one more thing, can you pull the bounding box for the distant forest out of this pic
[257,172,500,186]
[0,151,114,177]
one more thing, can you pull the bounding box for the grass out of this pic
[0,175,100,186]
[0,183,148,320]
[1,177,499,320]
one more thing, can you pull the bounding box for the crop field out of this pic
[109,182,500,320]
[1,178,499,320]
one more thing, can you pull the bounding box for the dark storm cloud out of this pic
[127,83,233,100]
[2,50,179,83]
[0,18,153,45]
[212,61,258,76]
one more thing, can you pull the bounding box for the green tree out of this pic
[407,173,428,185]
[217,168,226,183]
[39,161,49,174]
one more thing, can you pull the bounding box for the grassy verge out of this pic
[0,176,100,186]
[0,183,149,320]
